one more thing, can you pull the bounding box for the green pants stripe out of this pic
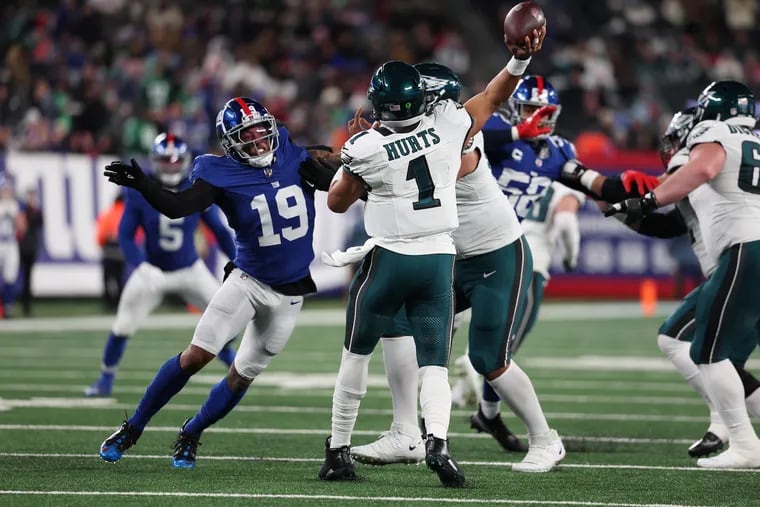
[658,285,700,341]
[512,271,546,354]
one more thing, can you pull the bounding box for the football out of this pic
[503,1,546,46]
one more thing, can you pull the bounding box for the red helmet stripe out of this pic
[235,97,251,116]
[536,75,544,96]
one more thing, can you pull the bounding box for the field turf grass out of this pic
[0,300,758,506]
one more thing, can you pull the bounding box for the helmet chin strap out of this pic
[248,152,275,168]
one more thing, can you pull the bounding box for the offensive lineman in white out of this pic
[609,80,760,468]
[344,61,565,476]
[616,107,760,460]
[319,29,546,487]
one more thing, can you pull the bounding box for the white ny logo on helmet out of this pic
[530,87,549,102]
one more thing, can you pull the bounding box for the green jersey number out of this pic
[406,155,441,210]
[738,141,760,194]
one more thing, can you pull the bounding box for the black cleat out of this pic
[470,406,528,452]
[319,437,356,481]
[425,434,465,488]
[688,431,725,458]
[171,419,201,468]
[99,419,141,462]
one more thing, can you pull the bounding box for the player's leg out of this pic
[350,308,424,465]
[459,242,527,453]
[404,252,464,487]
[468,238,563,472]
[321,248,401,481]
[692,242,760,468]
[98,272,255,463]
[180,259,236,366]
[85,266,164,397]
[656,284,727,456]
[471,271,545,448]
[173,283,303,468]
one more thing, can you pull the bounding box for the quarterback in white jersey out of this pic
[348,62,565,475]
[0,179,23,317]
[609,81,760,468]
[321,28,546,487]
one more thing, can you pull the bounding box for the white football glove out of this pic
[552,211,581,272]
[136,262,165,292]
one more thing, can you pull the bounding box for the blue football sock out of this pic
[129,355,192,432]
[102,333,128,371]
[183,378,248,437]
[482,379,500,402]
[216,345,236,368]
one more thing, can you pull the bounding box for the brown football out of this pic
[503,1,546,46]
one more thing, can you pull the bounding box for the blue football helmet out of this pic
[216,97,279,167]
[151,133,191,187]
[507,75,561,137]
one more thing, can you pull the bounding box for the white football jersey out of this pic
[0,197,19,243]
[341,99,470,255]
[453,132,522,258]
[668,148,718,277]
[686,118,760,254]
[522,182,585,279]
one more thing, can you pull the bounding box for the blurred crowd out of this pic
[1,0,759,159]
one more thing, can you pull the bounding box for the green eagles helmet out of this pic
[695,80,755,124]
[414,62,462,106]
[367,60,426,127]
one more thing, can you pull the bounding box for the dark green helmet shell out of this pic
[368,61,426,125]
[414,62,461,105]
[695,80,755,123]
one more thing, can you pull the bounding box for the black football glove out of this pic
[299,157,339,192]
[604,192,660,227]
[104,158,146,189]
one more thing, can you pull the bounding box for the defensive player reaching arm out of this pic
[98,97,337,469]
[84,133,237,398]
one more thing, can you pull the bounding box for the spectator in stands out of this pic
[18,187,43,317]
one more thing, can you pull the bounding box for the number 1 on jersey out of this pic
[406,155,441,210]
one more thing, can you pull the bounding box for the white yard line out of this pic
[0,489,714,507]
[0,453,757,476]
[0,424,719,445]
[0,302,680,334]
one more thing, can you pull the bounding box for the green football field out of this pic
[0,300,758,507]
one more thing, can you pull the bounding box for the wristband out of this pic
[506,56,531,76]
[579,168,601,189]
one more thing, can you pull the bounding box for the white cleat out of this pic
[350,429,425,465]
[512,429,565,473]
[696,447,760,469]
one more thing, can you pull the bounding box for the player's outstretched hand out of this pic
[621,170,659,196]
[299,157,339,192]
[515,105,557,139]
[104,159,146,189]
[347,107,373,137]
[604,192,659,225]
[507,25,546,60]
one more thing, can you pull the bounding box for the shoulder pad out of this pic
[686,120,727,149]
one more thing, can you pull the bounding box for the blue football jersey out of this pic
[191,125,315,287]
[482,114,576,220]
[120,181,203,271]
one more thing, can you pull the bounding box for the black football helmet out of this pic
[414,62,461,107]
[367,61,426,128]
[694,80,755,125]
